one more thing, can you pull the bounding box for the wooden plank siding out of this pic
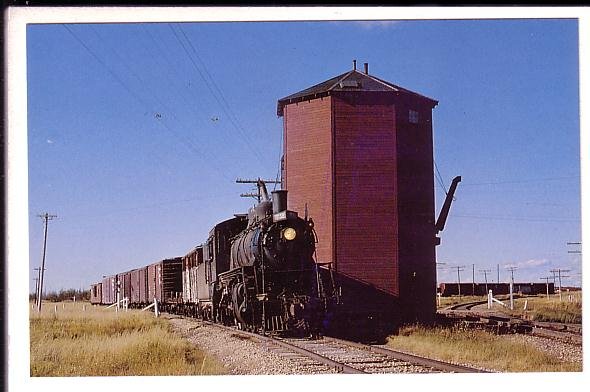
[395,102,437,322]
[284,97,334,264]
[332,95,399,295]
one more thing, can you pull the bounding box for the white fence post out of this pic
[487,290,492,309]
[154,298,159,318]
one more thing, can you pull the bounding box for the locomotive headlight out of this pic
[282,227,297,241]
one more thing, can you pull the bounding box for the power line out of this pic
[453,214,579,223]
[169,23,267,168]
[459,176,579,186]
[63,24,234,183]
[433,160,448,195]
[139,24,236,152]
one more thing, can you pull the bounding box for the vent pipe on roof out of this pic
[353,59,357,70]
[364,62,369,75]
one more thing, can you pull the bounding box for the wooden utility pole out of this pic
[471,264,475,295]
[36,212,57,312]
[453,266,465,297]
[540,277,551,299]
[479,269,491,295]
[33,267,42,306]
[550,268,571,301]
[506,266,518,310]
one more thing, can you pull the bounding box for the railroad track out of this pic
[440,302,582,345]
[203,321,486,374]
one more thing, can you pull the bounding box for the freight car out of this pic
[91,182,338,336]
[90,282,102,305]
[438,282,555,297]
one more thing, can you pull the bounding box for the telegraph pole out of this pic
[33,267,42,306]
[506,266,518,310]
[453,266,465,297]
[540,277,551,299]
[550,268,571,301]
[36,212,57,312]
[480,269,491,295]
[471,264,475,296]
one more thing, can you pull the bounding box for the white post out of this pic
[437,292,441,307]
[509,281,514,310]
[154,298,159,318]
[523,300,528,311]
[487,290,492,309]
[54,305,57,314]
[116,285,120,312]
[62,303,65,309]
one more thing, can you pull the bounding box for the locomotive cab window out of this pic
[409,109,420,124]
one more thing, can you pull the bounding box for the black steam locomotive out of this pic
[94,180,337,336]
[210,181,335,333]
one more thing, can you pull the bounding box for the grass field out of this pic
[30,301,227,376]
[387,324,581,372]
[509,293,582,323]
[437,292,582,324]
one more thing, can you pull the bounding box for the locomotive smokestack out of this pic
[364,62,369,75]
[353,59,357,70]
[272,190,288,215]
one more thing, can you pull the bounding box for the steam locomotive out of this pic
[92,181,337,336]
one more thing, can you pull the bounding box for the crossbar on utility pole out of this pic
[37,212,57,312]
[236,177,281,203]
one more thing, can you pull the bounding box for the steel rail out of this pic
[202,321,366,374]
[323,336,488,373]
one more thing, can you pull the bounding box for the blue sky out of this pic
[26,18,581,292]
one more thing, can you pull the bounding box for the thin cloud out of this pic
[352,20,401,29]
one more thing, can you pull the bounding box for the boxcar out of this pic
[130,267,149,305]
[117,270,132,301]
[101,275,117,305]
[183,246,202,305]
[90,282,102,305]
[147,258,183,303]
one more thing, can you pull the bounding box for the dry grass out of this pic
[387,325,581,372]
[30,301,227,376]
[508,294,582,324]
[437,295,486,309]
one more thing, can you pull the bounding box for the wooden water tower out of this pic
[278,61,444,323]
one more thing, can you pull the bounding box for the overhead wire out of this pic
[139,24,236,151]
[63,24,234,183]
[170,23,268,169]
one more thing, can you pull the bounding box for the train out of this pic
[91,181,339,336]
[438,282,555,297]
